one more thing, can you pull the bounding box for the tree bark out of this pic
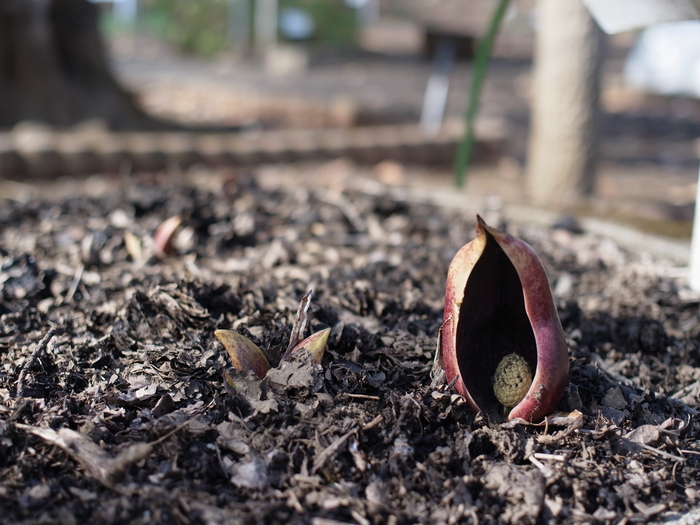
[525,0,604,209]
[0,0,164,130]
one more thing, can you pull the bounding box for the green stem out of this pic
[454,0,511,187]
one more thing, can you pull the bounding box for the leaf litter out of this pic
[0,167,699,524]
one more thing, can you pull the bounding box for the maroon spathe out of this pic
[440,216,569,422]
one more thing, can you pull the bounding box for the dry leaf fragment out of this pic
[312,429,356,474]
[625,425,662,446]
[153,215,182,257]
[624,418,683,446]
[229,456,269,489]
[17,424,152,487]
[123,230,142,260]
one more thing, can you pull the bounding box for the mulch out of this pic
[1,165,699,524]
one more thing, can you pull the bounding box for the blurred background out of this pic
[1,0,699,241]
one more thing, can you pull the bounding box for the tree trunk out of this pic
[0,0,164,130]
[525,0,604,209]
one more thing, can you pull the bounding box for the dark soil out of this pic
[1,167,699,524]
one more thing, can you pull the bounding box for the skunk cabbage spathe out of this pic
[440,216,569,422]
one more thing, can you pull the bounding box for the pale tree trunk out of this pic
[526,0,604,209]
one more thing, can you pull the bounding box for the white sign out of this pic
[582,0,700,33]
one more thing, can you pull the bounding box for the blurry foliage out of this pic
[141,0,229,57]
[280,0,357,46]
[103,0,358,57]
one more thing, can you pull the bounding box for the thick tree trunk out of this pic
[525,0,604,209]
[0,0,163,130]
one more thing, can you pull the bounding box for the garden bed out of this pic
[1,166,699,524]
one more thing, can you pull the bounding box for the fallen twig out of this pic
[346,393,380,401]
[65,263,84,304]
[361,415,383,431]
[312,429,356,474]
[16,328,59,397]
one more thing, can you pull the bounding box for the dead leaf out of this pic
[230,456,269,489]
[625,425,662,446]
[601,387,628,411]
[18,424,152,488]
[266,349,321,393]
[482,463,545,523]
[153,215,181,257]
